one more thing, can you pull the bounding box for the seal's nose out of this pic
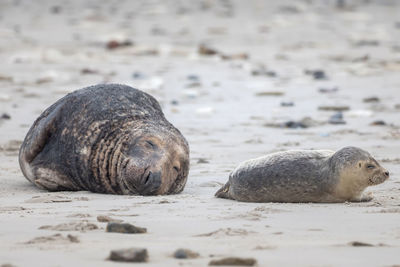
[141,171,162,195]
[384,170,389,177]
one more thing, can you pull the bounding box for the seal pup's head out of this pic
[331,147,389,200]
[120,124,189,195]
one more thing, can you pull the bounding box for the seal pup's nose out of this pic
[384,170,389,177]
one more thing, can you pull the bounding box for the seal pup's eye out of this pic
[367,164,375,169]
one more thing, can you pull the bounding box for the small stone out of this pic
[198,44,218,56]
[1,113,11,120]
[132,71,145,79]
[328,112,346,125]
[318,105,350,111]
[284,121,307,129]
[109,248,148,262]
[280,101,294,107]
[370,120,386,126]
[187,74,200,81]
[67,234,80,243]
[170,100,179,105]
[318,87,338,93]
[349,241,374,247]
[305,69,327,80]
[81,68,99,75]
[173,248,200,259]
[209,257,257,266]
[197,158,210,164]
[363,97,380,103]
[106,40,133,50]
[97,215,123,223]
[255,91,284,96]
[354,40,380,47]
[106,222,147,234]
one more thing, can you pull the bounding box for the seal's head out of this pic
[120,125,189,195]
[332,146,389,188]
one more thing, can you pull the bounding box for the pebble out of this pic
[305,69,327,80]
[370,120,386,126]
[349,241,374,247]
[106,222,147,234]
[170,100,179,105]
[280,101,294,107]
[318,87,338,93]
[318,105,350,111]
[198,44,218,56]
[106,40,134,50]
[328,112,346,124]
[187,74,200,81]
[255,91,284,96]
[173,248,200,259]
[363,97,380,103]
[109,248,148,262]
[97,215,123,223]
[209,257,257,266]
[1,113,11,120]
[132,71,145,79]
[81,68,99,75]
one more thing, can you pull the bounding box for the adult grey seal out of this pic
[19,84,189,195]
[215,147,389,203]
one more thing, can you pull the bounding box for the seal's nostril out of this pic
[145,171,151,184]
[385,171,389,177]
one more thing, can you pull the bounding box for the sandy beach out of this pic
[0,0,400,266]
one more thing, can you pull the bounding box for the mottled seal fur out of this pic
[19,84,189,195]
[215,147,389,203]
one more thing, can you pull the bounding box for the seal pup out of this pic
[215,147,389,203]
[19,84,189,195]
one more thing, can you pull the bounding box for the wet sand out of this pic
[0,0,400,266]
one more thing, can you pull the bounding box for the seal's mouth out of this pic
[369,175,388,185]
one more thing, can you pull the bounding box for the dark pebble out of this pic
[1,113,11,120]
[109,248,148,262]
[370,120,386,126]
[284,121,308,129]
[363,97,380,103]
[280,101,294,107]
[198,44,218,55]
[81,68,99,75]
[209,257,257,266]
[106,40,134,50]
[106,222,147,234]
[197,158,210,164]
[170,100,179,105]
[132,71,144,79]
[173,248,200,259]
[328,112,346,125]
[349,241,374,247]
[305,69,327,80]
[187,74,200,81]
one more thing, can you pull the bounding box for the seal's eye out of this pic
[367,164,375,169]
[145,140,156,149]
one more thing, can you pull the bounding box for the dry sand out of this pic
[0,0,400,266]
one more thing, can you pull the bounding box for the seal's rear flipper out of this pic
[215,182,232,199]
[19,102,64,182]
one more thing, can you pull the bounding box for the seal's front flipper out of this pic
[19,102,64,182]
[215,182,232,199]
